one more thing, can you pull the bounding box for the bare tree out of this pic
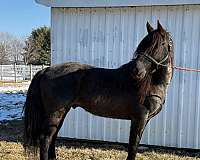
[0,32,25,64]
[0,42,9,64]
[9,38,25,64]
[23,38,35,65]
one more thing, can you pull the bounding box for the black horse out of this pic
[24,21,174,160]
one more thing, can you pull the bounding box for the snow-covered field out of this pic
[0,82,30,122]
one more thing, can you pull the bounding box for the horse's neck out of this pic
[149,65,173,99]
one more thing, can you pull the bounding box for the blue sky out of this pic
[0,0,50,38]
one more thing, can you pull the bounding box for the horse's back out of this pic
[38,62,94,111]
[43,62,93,78]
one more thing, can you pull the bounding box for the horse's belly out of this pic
[75,95,136,120]
[84,107,132,120]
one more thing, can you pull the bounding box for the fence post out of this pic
[42,64,44,70]
[30,64,33,80]
[23,65,25,80]
[14,63,17,83]
[0,65,3,80]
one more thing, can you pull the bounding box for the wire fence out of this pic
[0,64,49,82]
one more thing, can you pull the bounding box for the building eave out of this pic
[35,0,200,8]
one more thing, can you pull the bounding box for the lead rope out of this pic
[173,66,200,72]
[145,55,200,72]
[136,53,200,72]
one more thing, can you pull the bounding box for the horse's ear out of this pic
[157,20,165,36]
[146,21,154,33]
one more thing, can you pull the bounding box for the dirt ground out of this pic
[0,120,200,160]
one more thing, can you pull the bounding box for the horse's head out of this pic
[132,20,173,81]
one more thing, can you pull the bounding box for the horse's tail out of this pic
[23,69,45,154]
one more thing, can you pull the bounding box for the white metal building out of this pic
[36,0,200,149]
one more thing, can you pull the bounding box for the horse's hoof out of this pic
[126,156,136,160]
[126,156,132,160]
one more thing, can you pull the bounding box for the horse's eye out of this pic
[161,42,165,46]
[133,53,138,59]
[145,36,151,42]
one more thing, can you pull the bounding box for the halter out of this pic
[139,53,169,67]
[135,51,169,74]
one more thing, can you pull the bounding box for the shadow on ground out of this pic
[57,138,200,159]
[0,119,23,142]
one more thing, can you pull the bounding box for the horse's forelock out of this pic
[146,31,163,56]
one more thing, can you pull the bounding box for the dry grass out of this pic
[0,140,200,160]
[0,120,199,160]
[0,80,29,87]
[0,141,26,160]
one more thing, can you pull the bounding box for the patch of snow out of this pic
[0,91,27,122]
[0,107,22,121]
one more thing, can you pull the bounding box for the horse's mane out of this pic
[135,31,174,104]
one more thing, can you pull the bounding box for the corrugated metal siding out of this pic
[52,5,200,149]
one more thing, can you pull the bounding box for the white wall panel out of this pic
[51,5,200,149]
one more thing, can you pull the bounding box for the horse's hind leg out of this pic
[40,108,69,160]
[127,106,149,160]
[48,108,69,160]
[40,119,57,160]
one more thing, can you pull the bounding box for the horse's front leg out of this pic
[127,107,149,160]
